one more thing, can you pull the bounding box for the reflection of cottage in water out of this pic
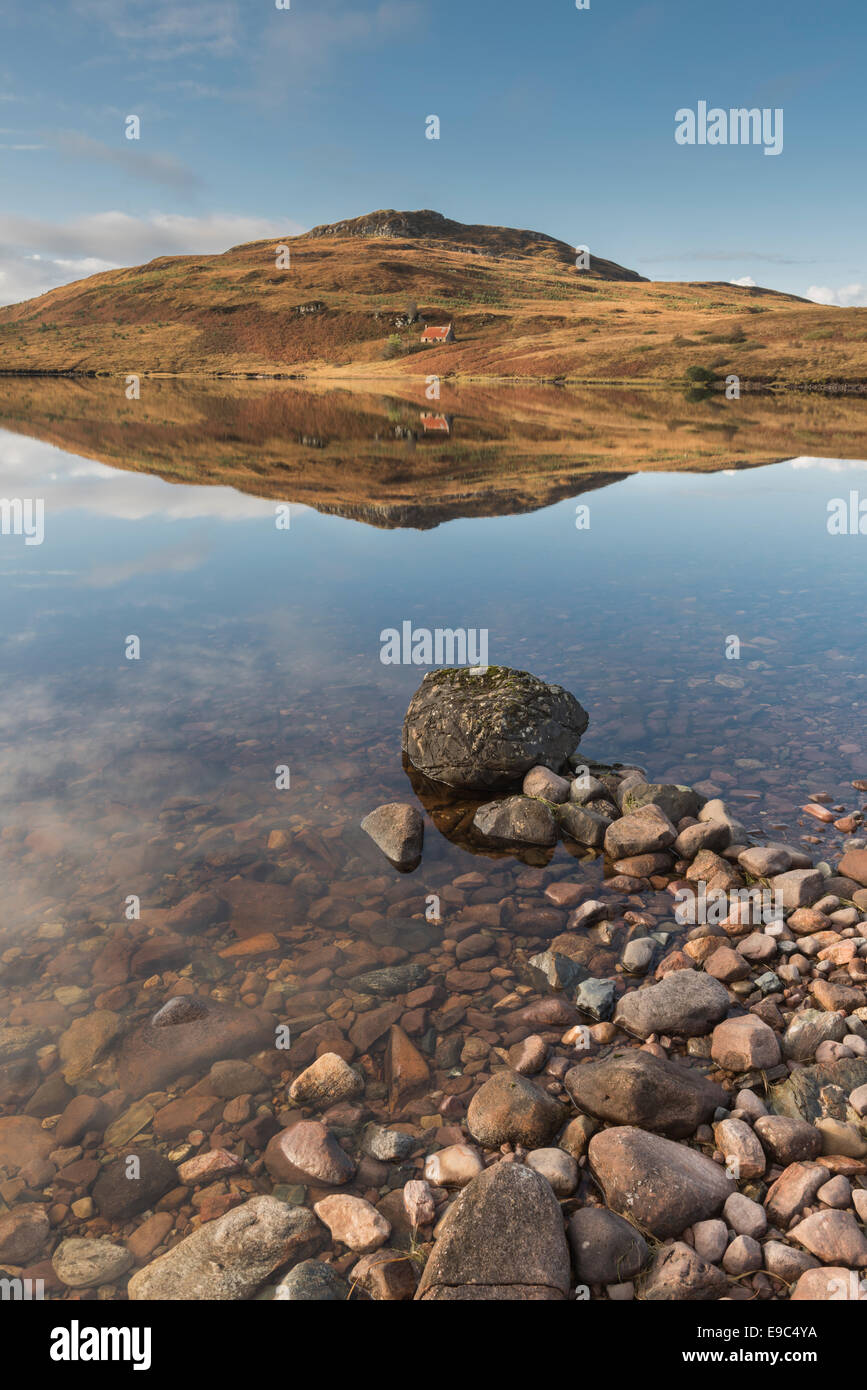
[420,412,452,435]
[420,323,455,345]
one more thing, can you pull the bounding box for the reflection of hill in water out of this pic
[1,377,866,529]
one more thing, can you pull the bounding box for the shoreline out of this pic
[1,368,867,396]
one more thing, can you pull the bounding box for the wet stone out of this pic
[589,1126,734,1238]
[614,970,730,1039]
[466,1071,566,1149]
[416,1161,571,1301]
[402,666,589,793]
[360,803,424,867]
[117,997,273,1095]
[92,1149,179,1221]
[273,1259,349,1301]
[53,1238,134,1289]
[564,1049,727,1140]
[129,1196,325,1301]
[264,1121,357,1187]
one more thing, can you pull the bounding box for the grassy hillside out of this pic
[1,209,866,388]
[1,376,865,527]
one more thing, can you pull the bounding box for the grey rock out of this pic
[53,1238,134,1289]
[614,970,730,1039]
[361,1124,415,1162]
[567,1207,650,1284]
[770,1058,867,1125]
[621,937,656,974]
[415,1161,571,1300]
[558,803,611,848]
[621,783,703,824]
[527,950,585,992]
[523,766,571,803]
[272,1259,349,1301]
[575,978,616,1021]
[770,869,825,910]
[739,846,792,877]
[569,774,608,805]
[129,1196,325,1300]
[674,822,731,858]
[361,803,424,867]
[783,1009,847,1062]
[604,804,677,860]
[473,796,557,848]
[403,666,589,793]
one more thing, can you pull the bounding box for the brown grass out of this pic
[1,224,866,388]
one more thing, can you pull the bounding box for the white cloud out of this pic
[0,211,304,306]
[258,1,425,101]
[730,276,757,287]
[54,130,200,191]
[0,433,306,526]
[806,283,867,307]
[790,456,867,472]
[72,0,241,58]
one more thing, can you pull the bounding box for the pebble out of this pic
[52,1237,134,1289]
[313,1194,391,1254]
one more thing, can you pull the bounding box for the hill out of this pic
[0,209,865,389]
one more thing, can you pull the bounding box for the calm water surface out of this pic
[0,421,865,1089]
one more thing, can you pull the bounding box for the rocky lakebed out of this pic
[2,665,867,1303]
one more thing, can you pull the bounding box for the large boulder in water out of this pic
[402,667,589,792]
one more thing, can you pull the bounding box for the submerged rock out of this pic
[128,1196,325,1300]
[402,666,588,792]
[116,996,273,1095]
[53,1237,134,1289]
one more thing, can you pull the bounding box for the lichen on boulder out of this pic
[402,666,589,792]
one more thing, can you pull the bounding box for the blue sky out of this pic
[1,0,864,306]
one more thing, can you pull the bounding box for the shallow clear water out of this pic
[0,406,866,1297]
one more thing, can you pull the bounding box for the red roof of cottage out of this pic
[421,324,453,341]
[420,413,451,432]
